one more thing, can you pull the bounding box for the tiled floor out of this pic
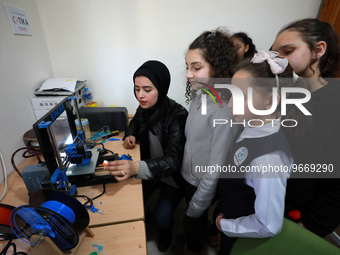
[145,190,219,255]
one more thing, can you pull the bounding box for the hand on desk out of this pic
[104,160,139,181]
[124,136,136,149]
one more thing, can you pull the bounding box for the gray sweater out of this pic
[137,132,179,188]
[181,92,239,218]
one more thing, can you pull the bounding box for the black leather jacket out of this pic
[124,97,188,182]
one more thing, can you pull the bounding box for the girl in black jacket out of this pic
[105,60,188,252]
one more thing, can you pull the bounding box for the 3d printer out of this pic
[22,96,118,196]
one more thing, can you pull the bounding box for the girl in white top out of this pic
[216,51,297,254]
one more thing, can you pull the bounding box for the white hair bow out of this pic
[251,50,288,75]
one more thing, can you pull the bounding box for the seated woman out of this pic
[104,60,188,252]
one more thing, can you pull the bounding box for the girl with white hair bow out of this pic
[215,50,297,255]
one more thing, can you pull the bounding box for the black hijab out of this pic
[133,60,171,108]
[133,60,171,159]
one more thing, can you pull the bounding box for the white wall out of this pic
[0,0,53,180]
[0,0,321,181]
[36,0,322,114]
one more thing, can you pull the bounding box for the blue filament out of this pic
[41,201,76,224]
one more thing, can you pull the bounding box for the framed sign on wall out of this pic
[4,4,33,35]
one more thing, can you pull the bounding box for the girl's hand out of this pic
[216,213,225,232]
[104,160,139,181]
[124,136,136,149]
[297,221,306,228]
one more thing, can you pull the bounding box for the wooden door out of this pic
[319,0,340,34]
[319,0,340,77]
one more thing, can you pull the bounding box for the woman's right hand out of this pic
[124,135,136,149]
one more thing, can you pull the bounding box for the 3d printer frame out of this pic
[32,96,118,189]
[33,97,78,177]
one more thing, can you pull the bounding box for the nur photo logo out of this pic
[192,78,312,128]
[194,81,223,115]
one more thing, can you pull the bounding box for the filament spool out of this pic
[29,189,89,232]
[10,189,89,251]
[0,203,18,240]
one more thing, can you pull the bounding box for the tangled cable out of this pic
[11,147,42,178]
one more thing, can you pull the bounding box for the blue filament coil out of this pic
[41,201,76,224]
[10,203,79,250]
[10,189,90,251]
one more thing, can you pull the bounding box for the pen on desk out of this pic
[108,138,120,141]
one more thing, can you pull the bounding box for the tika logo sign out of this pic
[5,4,32,35]
[200,83,311,116]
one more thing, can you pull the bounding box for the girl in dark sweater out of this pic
[272,18,340,237]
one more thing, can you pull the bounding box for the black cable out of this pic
[78,183,106,209]
[0,236,27,255]
[11,147,42,178]
[90,183,106,201]
[0,239,14,255]
[0,232,17,242]
[77,195,93,209]
[85,127,118,151]
[98,143,114,156]
[85,126,118,149]
[103,148,114,155]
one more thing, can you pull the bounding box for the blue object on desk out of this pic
[108,138,120,141]
[118,154,132,161]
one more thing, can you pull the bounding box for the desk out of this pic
[1,134,144,226]
[78,178,144,227]
[5,221,147,255]
[76,221,146,255]
[0,133,146,254]
[77,134,144,226]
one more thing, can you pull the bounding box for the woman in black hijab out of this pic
[105,60,188,252]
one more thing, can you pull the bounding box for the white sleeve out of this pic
[220,151,292,238]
